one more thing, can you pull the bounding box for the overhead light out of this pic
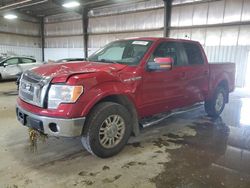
[4,14,18,20]
[62,1,80,8]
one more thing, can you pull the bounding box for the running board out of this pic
[140,103,203,128]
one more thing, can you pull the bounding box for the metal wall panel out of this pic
[190,28,206,45]
[173,0,200,4]
[44,48,84,61]
[238,25,250,45]
[88,30,163,48]
[0,45,42,61]
[172,0,249,26]
[171,7,180,27]
[204,46,249,87]
[89,0,164,17]
[0,33,40,48]
[45,36,83,48]
[45,12,82,23]
[170,29,179,38]
[177,29,192,39]
[220,26,239,46]
[242,0,250,21]
[224,0,243,23]
[0,17,40,36]
[207,1,225,24]
[45,20,83,36]
[205,28,222,46]
[192,3,208,25]
[88,9,164,33]
[172,0,210,5]
[178,5,193,26]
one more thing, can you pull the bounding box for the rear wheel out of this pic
[81,102,132,158]
[205,86,227,117]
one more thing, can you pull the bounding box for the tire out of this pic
[81,102,132,158]
[205,86,227,117]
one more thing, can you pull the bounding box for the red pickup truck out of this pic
[16,37,235,158]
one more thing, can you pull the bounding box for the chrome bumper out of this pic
[16,105,85,137]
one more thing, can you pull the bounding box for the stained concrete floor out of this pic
[1,81,250,188]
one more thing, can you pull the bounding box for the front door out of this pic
[140,40,188,117]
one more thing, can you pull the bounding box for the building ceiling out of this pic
[0,0,149,19]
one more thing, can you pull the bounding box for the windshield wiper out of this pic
[99,59,119,64]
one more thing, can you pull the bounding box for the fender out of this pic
[77,81,140,136]
[79,81,138,117]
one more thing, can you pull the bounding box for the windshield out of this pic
[88,40,152,66]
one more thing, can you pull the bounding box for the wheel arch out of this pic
[85,94,140,137]
[217,80,229,103]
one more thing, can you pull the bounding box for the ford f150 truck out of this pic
[16,37,235,158]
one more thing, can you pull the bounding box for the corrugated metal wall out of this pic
[170,0,250,87]
[88,1,164,48]
[44,12,84,61]
[204,46,249,87]
[43,0,250,87]
[0,17,42,60]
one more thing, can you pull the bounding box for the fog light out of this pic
[49,123,59,133]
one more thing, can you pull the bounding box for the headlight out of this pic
[48,85,83,109]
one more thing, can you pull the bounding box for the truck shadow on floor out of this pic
[6,108,226,170]
[7,108,245,188]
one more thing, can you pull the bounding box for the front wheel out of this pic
[205,86,227,117]
[81,102,132,158]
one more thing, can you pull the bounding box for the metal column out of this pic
[82,8,89,58]
[40,17,45,61]
[163,0,173,37]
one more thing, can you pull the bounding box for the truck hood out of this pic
[31,61,127,82]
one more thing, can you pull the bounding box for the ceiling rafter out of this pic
[0,0,152,18]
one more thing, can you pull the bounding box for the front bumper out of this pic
[16,105,85,137]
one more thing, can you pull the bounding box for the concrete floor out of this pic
[1,81,250,188]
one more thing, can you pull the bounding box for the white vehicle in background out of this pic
[0,56,43,81]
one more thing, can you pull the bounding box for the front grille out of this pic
[19,70,50,107]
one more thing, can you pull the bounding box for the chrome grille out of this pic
[19,70,50,107]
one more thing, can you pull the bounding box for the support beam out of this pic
[163,0,173,37]
[40,17,45,61]
[82,8,89,58]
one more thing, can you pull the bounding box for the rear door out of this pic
[180,42,209,104]
[141,40,188,117]
[19,58,39,71]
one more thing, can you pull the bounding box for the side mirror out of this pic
[3,63,7,67]
[147,57,173,71]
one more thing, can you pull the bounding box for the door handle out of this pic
[180,72,187,80]
[204,70,209,76]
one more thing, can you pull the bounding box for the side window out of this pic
[149,42,185,66]
[182,43,204,65]
[21,58,36,64]
[5,58,19,65]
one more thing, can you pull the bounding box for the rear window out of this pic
[182,43,204,65]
